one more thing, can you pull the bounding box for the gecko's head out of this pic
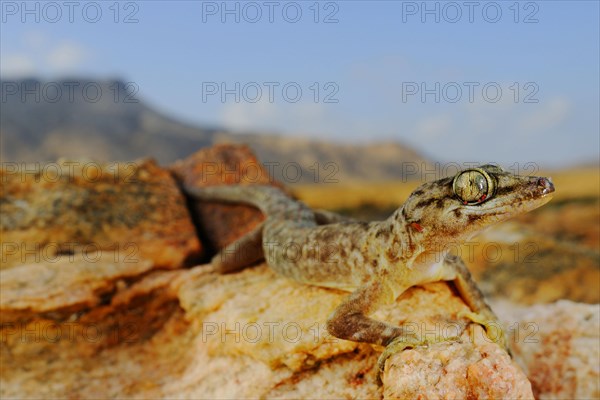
[399,164,555,249]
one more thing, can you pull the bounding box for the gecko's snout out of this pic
[535,177,555,195]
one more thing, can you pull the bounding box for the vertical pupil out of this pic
[474,175,486,193]
[470,173,487,200]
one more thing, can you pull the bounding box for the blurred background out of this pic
[1,1,599,303]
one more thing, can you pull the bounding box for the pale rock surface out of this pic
[494,299,600,400]
[382,326,533,399]
[1,262,533,398]
[0,253,153,323]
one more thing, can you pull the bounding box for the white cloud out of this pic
[518,97,570,133]
[46,41,89,72]
[220,98,335,137]
[0,54,36,77]
[0,32,90,78]
[399,91,575,166]
[415,114,453,140]
[23,31,48,49]
[220,100,278,130]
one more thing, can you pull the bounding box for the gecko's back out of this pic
[185,184,377,290]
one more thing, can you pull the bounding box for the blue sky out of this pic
[1,0,599,167]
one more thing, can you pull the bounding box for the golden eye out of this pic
[453,169,494,205]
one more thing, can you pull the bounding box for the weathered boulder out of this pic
[0,253,153,323]
[1,158,201,270]
[495,299,600,399]
[1,261,535,398]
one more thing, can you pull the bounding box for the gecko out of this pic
[184,164,555,375]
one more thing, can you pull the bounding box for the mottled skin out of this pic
[184,165,555,375]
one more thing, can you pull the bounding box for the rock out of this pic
[170,143,285,257]
[0,158,201,270]
[459,222,600,305]
[494,300,600,399]
[382,327,533,399]
[375,283,534,399]
[515,196,600,252]
[177,264,359,372]
[0,252,153,323]
[1,262,534,398]
[4,144,591,398]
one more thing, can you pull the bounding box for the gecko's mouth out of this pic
[518,175,555,203]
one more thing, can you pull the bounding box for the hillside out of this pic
[0,79,217,164]
[0,78,430,183]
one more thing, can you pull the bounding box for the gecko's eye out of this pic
[453,169,495,205]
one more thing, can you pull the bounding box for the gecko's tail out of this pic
[183,184,295,216]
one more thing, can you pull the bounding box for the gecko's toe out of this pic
[377,335,426,383]
[458,310,510,355]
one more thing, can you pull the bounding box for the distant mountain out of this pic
[0,78,431,183]
[220,133,429,184]
[1,78,218,163]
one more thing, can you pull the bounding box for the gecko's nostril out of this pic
[537,177,546,187]
[536,177,555,194]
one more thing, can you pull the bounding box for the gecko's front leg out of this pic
[326,280,429,379]
[442,254,509,353]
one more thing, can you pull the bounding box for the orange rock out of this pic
[0,253,154,323]
[1,158,201,270]
[0,263,536,398]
